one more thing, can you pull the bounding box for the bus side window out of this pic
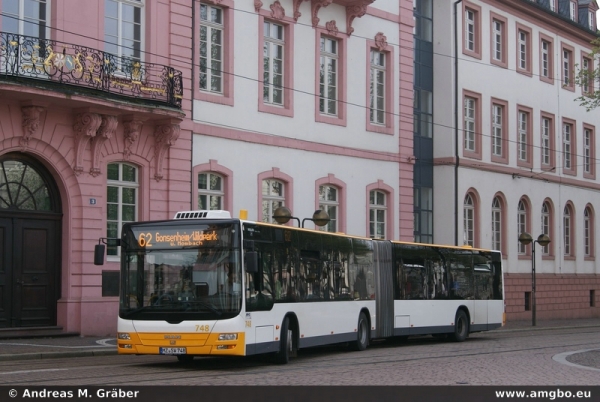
[246,248,274,311]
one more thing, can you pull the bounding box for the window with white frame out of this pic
[319,185,338,233]
[563,122,572,170]
[584,207,593,257]
[464,97,476,152]
[465,8,476,52]
[584,128,592,174]
[263,21,284,105]
[541,202,550,255]
[370,50,386,125]
[549,0,555,12]
[105,0,143,64]
[583,57,590,93]
[569,1,577,21]
[262,179,285,223]
[518,30,527,70]
[563,205,572,257]
[463,194,475,246]
[492,19,503,62]
[541,40,550,78]
[517,200,527,254]
[582,57,593,94]
[492,104,503,157]
[2,0,48,37]
[107,162,138,256]
[198,172,223,210]
[319,37,338,116]
[369,190,386,239]
[199,3,223,93]
[589,11,595,30]
[563,48,572,87]
[491,197,502,252]
[541,117,551,165]
[518,111,528,162]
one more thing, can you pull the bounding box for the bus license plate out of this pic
[159,347,186,355]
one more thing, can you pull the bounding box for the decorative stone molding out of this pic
[153,123,180,181]
[72,112,102,176]
[254,0,263,12]
[374,32,388,51]
[270,1,285,19]
[325,20,339,36]
[292,0,307,21]
[123,119,143,160]
[311,0,333,27]
[90,115,118,177]
[20,106,45,148]
[345,1,372,36]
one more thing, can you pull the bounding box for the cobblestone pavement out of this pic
[0,318,597,374]
[0,323,598,386]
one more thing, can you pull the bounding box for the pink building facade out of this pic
[0,0,415,336]
[0,0,193,335]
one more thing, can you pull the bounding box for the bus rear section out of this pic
[387,242,504,340]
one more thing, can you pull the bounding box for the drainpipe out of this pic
[453,0,463,246]
[191,0,196,209]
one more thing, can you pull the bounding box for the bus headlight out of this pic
[218,333,238,341]
[117,333,131,340]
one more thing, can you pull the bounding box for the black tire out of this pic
[350,312,369,351]
[450,310,469,342]
[176,355,194,364]
[274,317,294,364]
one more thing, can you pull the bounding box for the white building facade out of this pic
[433,0,600,320]
[191,0,415,241]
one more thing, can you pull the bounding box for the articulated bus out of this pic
[99,210,504,364]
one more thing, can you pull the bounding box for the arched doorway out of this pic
[0,153,62,327]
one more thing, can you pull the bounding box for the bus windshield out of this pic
[119,222,242,321]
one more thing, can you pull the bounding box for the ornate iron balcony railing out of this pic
[0,32,183,109]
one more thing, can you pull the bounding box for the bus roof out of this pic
[164,210,498,253]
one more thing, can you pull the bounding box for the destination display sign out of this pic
[131,228,220,248]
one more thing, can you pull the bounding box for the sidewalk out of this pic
[0,336,117,361]
[496,317,600,331]
[0,318,597,362]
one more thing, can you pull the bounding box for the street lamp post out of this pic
[518,233,551,326]
[272,206,330,228]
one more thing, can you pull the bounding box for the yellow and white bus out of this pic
[99,210,504,364]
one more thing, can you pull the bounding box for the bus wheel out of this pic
[350,312,369,351]
[451,310,469,342]
[274,317,294,364]
[176,355,194,364]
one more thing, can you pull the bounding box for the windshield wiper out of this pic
[187,300,222,316]
[122,300,224,317]
[121,306,154,317]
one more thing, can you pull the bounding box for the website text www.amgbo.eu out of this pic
[496,389,592,400]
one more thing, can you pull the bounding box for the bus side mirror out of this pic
[245,251,258,274]
[94,244,105,266]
